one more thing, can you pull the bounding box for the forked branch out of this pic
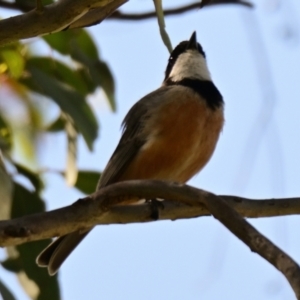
[0,180,299,298]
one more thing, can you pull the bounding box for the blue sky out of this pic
[1,0,300,299]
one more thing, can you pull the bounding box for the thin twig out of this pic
[108,1,253,21]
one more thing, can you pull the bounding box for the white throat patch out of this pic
[169,50,211,82]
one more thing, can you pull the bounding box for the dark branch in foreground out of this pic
[108,0,253,21]
[0,180,299,298]
[0,0,127,47]
[0,0,253,42]
[0,0,253,14]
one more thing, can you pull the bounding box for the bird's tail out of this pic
[36,229,91,275]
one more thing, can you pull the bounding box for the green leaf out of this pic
[73,170,101,194]
[11,183,60,300]
[27,57,96,96]
[65,116,78,186]
[90,60,116,111]
[43,29,98,60]
[1,258,22,273]
[22,64,98,150]
[43,32,69,54]
[77,67,98,94]
[0,154,13,220]
[0,114,12,152]
[11,182,45,217]
[15,0,53,9]
[0,48,25,79]
[45,115,66,132]
[71,30,99,60]
[43,30,116,110]
[73,50,116,111]
[0,279,17,300]
[17,242,60,300]
[13,162,44,193]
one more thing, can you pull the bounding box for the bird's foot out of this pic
[146,198,164,220]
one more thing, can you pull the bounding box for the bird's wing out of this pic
[37,87,172,275]
[97,86,169,188]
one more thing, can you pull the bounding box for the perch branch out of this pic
[0,181,300,246]
[0,180,299,298]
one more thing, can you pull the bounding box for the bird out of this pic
[36,31,224,275]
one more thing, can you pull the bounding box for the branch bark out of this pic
[0,0,254,46]
[0,180,300,298]
[0,0,127,47]
[1,181,300,246]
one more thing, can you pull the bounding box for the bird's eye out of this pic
[168,56,174,65]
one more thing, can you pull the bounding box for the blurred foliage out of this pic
[0,2,115,297]
[1,183,60,300]
[72,170,102,194]
[0,279,16,300]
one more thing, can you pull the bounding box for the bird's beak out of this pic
[186,31,198,50]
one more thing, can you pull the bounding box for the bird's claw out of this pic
[146,198,164,220]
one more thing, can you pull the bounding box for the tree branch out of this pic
[108,0,253,21]
[0,0,253,46]
[1,181,300,246]
[0,1,27,10]
[66,1,127,30]
[0,0,127,47]
[0,180,300,298]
